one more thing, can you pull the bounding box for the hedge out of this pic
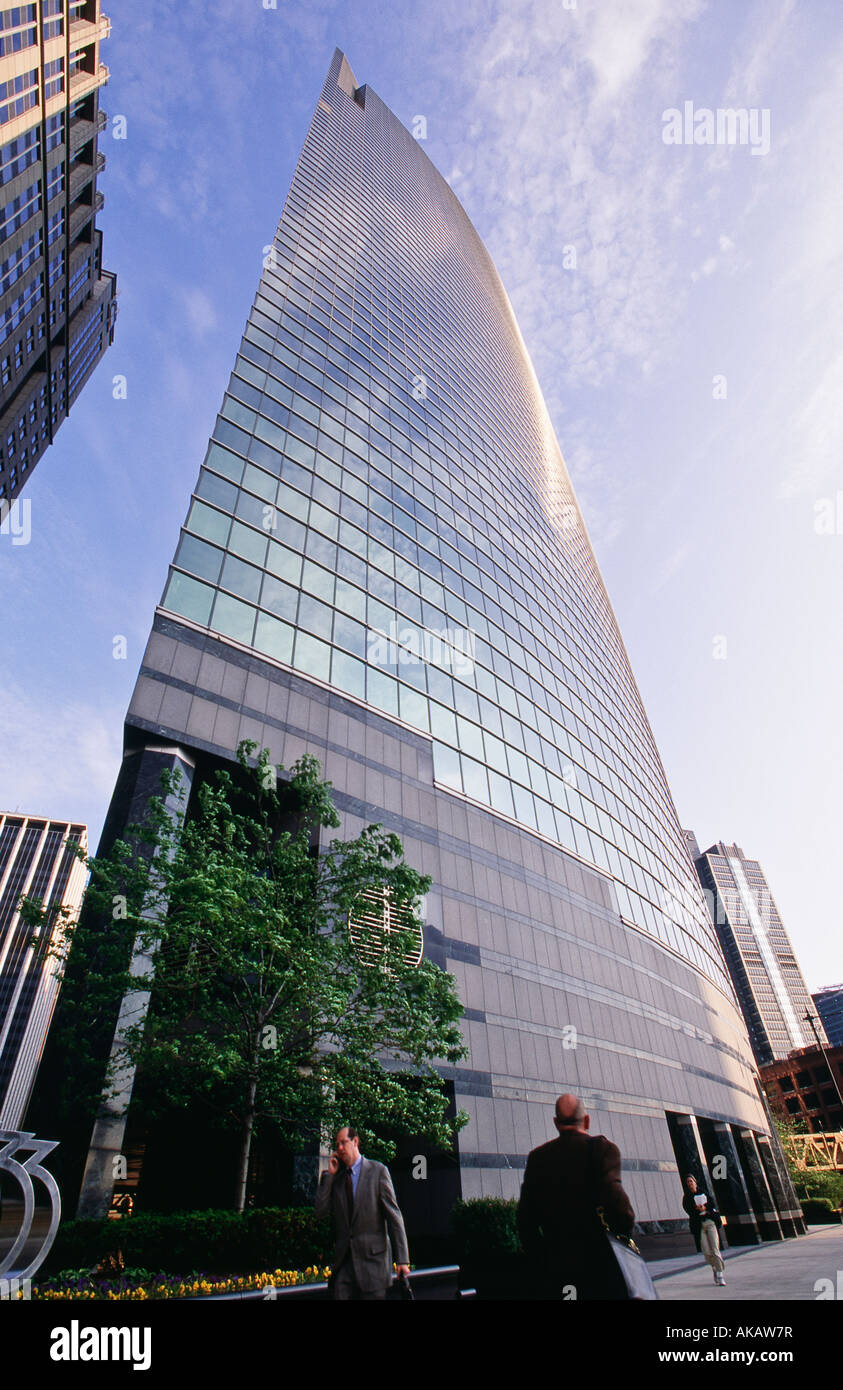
[42,1207,332,1277]
[801,1198,843,1225]
[451,1197,522,1262]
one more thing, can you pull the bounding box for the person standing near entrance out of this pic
[682,1173,726,1285]
[315,1125,410,1300]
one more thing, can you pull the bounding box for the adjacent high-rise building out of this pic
[813,985,843,1050]
[37,51,801,1243]
[685,831,825,1067]
[0,810,87,1128]
[0,1,116,503]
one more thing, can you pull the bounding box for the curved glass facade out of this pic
[161,52,728,997]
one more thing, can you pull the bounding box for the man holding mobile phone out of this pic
[316,1125,410,1300]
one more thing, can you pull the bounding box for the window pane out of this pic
[266,541,302,586]
[221,553,262,603]
[461,755,489,803]
[367,667,398,717]
[235,489,270,530]
[261,574,298,621]
[399,684,429,733]
[488,770,515,818]
[162,570,214,625]
[300,558,335,602]
[298,593,333,640]
[331,649,366,700]
[228,519,268,566]
[254,612,294,664]
[242,462,277,502]
[211,592,256,645]
[277,481,309,522]
[512,783,538,830]
[174,533,222,585]
[333,612,366,658]
[186,499,231,547]
[433,741,462,792]
[205,442,244,483]
[429,702,457,745]
[196,469,237,511]
[335,577,365,620]
[293,631,331,682]
[456,714,484,760]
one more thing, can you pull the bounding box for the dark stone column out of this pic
[76,744,196,1221]
[698,1117,761,1246]
[756,1132,805,1237]
[733,1127,783,1241]
[753,1081,806,1236]
[666,1112,703,1180]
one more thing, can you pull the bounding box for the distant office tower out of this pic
[0,810,86,1128]
[0,1,116,503]
[813,985,843,1049]
[685,832,825,1066]
[43,51,799,1242]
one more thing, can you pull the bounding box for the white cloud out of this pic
[182,287,218,338]
[0,679,122,834]
[582,0,704,105]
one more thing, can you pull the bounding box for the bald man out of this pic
[517,1093,635,1300]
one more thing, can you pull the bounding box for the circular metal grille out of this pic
[348,886,424,970]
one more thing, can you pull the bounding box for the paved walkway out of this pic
[652,1225,843,1301]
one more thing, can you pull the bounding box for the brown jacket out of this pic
[517,1130,635,1299]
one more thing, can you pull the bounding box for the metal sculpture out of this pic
[0,1130,61,1287]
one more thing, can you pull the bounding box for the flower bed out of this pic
[31,1266,332,1301]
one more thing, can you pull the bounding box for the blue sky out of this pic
[1,0,841,990]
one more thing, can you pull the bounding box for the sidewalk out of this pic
[653,1225,843,1301]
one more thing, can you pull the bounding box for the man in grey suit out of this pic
[315,1125,410,1300]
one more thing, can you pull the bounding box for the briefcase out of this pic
[606,1233,659,1300]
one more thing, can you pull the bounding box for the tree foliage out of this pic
[21,742,467,1209]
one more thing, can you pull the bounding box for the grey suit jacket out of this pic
[315,1156,410,1294]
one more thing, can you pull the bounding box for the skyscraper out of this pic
[0,809,87,1128]
[685,831,825,1066]
[46,51,800,1241]
[0,1,116,504]
[813,985,843,1049]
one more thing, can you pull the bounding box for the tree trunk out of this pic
[234,1073,258,1213]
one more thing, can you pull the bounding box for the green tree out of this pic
[771,1112,843,1206]
[21,742,467,1211]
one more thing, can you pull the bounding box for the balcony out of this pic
[68,162,94,201]
[68,63,109,103]
[68,14,112,50]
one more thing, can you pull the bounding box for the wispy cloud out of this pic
[0,677,122,835]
